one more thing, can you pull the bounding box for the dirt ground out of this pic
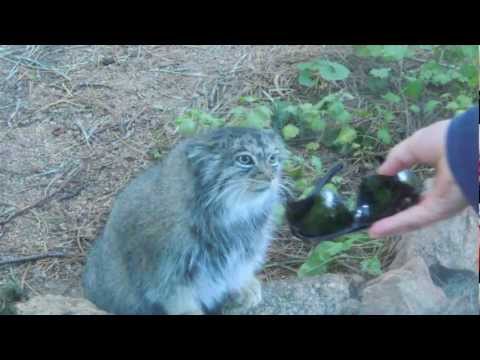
[0,45,355,297]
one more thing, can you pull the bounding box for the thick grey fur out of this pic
[83,127,287,314]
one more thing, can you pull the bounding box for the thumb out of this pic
[368,197,444,238]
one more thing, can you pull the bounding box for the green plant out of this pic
[298,232,374,276]
[170,45,478,279]
[230,104,273,129]
[175,109,225,136]
[298,232,385,278]
[360,256,383,276]
[298,59,351,87]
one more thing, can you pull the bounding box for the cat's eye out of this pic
[268,154,279,166]
[236,154,255,167]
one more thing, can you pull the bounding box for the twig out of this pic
[7,99,21,127]
[0,251,67,267]
[151,69,208,77]
[0,168,79,227]
[273,72,287,97]
[73,83,114,91]
[111,133,148,158]
[230,53,248,74]
[35,98,83,114]
[264,259,305,268]
[74,120,97,150]
[0,53,71,81]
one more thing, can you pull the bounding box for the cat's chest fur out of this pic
[188,189,276,309]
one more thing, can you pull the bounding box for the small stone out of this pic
[101,57,115,66]
[390,207,477,273]
[359,257,448,315]
[16,295,108,315]
[224,274,358,315]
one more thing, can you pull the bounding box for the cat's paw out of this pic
[230,277,262,309]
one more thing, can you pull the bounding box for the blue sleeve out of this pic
[445,105,479,211]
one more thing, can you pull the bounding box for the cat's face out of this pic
[186,127,287,207]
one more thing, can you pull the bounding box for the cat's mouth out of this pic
[250,182,272,193]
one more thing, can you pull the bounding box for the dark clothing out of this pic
[446,105,479,211]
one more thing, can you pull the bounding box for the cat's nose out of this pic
[256,168,273,181]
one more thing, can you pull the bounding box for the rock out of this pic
[442,294,479,315]
[389,208,477,273]
[16,295,108,315]
[359,256,449,315]
[429,264,478,314]
[224,274,360,315]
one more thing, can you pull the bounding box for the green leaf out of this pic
[310,117,326,132]
[316,60,350,81]
[284,104,298,115]
[282,124,300,140]
[459,45,477,60]
[354,45,384,58]
[455,94,473,109]
[310,155,323,173]
[369,67,391,79]
[299,185,315,200]
[383,110,395,122]
[328,100,345,117]
[404,79,424,100]
[242,105,272,128]
[459,63,478,88]
[298,70,315,87]
[409,104,420,114]
[299,103,314,112]
[336,110,352,124]
[381,45,410,61]
[243,113,265,128]
[295,178,309,193]
[230,106,247,120]
[433,71,453,85]
[316,93,339,109]
[424,100,440,114]
[334,126,357,145]
[446,101,459,111]
[360,256,383,276]
[377,127,392,145]
[367,77,389,92]
[255,105,272,119]
[305,142,320,152]
[298,261,328,277]
[284,163,303,179]
[199,113,224,127]
[297,62,312,71]
[382,92,401,104]
[298,235,360,278]
[365,45,385,57]
[312,241,346,259]
[176,116,197,136]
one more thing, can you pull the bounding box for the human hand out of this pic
[368,119,469,238]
